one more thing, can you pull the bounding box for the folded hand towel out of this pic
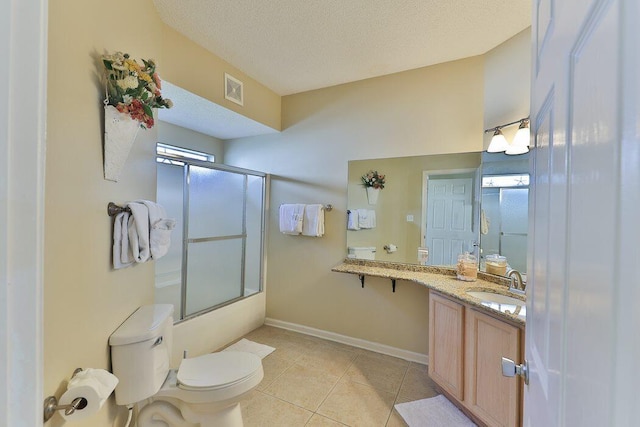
[302,204,325,237]
[279,204,305,235]
[126,202,151,263]
[369,210,377,228]
[347,210,360,230]
[113,212,134,270]
[139,200,176,260]
[357,209,377,229]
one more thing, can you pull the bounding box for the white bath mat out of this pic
[222,338,275,359]
[395,395,476,427]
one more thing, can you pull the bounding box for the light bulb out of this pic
[505,143,529,155]
[487,129,509,153]
[512,120,530,148]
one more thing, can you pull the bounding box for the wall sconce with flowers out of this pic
[101,52,173,181]
[361,170,386,205]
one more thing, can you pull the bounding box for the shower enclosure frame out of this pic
[157,152,269,322]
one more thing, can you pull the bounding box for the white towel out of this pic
[139,200,176,260]
[357,209,376,229]
[126,202,151,263]
[302,204,325,237]
[113,212,134,269]
[347,210,360,230]
[480,209,490,235]
[279,204,305,235]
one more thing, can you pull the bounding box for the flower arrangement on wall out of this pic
[361,170,386,189]
[101,51,174,182]
[102,52,173,129]
[361,170,386,204]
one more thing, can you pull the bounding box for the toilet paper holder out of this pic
[43,368,87,422]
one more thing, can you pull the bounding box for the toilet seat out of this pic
[177,351,263,391]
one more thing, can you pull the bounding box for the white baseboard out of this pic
[264,318,429,365]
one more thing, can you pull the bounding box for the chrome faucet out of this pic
[507,269,526,295]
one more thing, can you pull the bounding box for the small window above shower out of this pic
[156,143,216,166]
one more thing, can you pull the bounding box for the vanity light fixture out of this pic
[487,129,510,153]
[485,117,530,155]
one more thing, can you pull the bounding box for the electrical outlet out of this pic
[406,215,414,222]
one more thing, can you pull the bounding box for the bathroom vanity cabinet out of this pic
[428,292,465,399]
[331,260,525,425]
[429,291,523,427]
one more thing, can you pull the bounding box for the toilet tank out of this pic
[109,304,174,406]
[347,246,376,260]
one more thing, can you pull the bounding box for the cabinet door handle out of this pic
[501,357,529,385]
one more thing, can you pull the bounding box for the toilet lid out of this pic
[177,351,262,390]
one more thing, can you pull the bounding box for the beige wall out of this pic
[224,56,485,355]
[45,1,277,426]
[484,28,532,148]
[161,25,282,131]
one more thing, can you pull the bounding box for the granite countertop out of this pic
[332,259,525,326]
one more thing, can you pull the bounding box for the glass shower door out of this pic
[184,165,246,316]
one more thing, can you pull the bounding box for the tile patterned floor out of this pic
[227,325,441,427]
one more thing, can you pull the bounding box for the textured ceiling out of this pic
[153,0,531,95]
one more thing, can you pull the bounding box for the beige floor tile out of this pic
[344,353,409,394]
[296,345,358,377]
[267,341,310,363]
[385,408,409,427]
[317,380,396,427]
[396,367,440,403]
[241,390,313,427]
[245,326,297,344]
[237,327,447,427]
[311,338,362,355]
[357,350,411,368]
[256,354,292,391]
[264,363,340,411]
[408,361,428,373]
[244,326,289,342]
[305,413,347,426]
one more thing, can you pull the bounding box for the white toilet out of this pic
[109,304,263,427]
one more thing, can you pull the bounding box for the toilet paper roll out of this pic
[59,369,119,421]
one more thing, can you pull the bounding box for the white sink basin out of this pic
[466,290,525,306]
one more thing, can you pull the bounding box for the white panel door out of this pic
[425,178,476,266]
[1,0,47,426]
[527,0,639,426]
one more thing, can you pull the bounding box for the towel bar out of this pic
[279,204,333,212]
[107,202,131,216]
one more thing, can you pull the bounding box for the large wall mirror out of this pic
[346,151,529,278]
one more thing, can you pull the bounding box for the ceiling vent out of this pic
[224,73,244,106]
